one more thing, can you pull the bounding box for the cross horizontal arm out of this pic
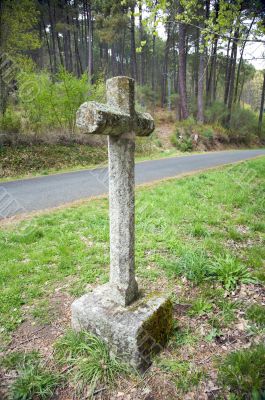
[76,101,155,137]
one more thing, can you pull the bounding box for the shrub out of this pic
[218,344,265,399]
[17,68,105,134]
[229,106,259,144]
[201,128,214,141]
[178,136,193,152]
[205,101,228,124]
[0,108,21,134]
[171,128,193,151]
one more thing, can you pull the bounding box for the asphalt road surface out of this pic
[1,150,264,217]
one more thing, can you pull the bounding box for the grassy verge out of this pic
[0,157,264,399]
[0,143,183,182]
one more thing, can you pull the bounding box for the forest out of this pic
[0,0,265,176]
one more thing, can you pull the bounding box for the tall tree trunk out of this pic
[151,1,158,92]
[234,16,255,103]
[88,1,93,80]
[206,37,218,104]
[83,0,88,70]
[258,71,265,136]
[73,1,83,76]
[197,45,205,123]
[151,31,156,92]
[56,33,65,67]
[47,0,57,74]
[224,35,232,105]
[139,2,145,85]
[37,20,44,69]
[238,66,246,104]
[0,0,7,116]
[206,0,218,104]
[110,45,114,76]
[213,62,219,102]
[227,28,239,124]
[41,14,53,73]
[194,27,200,100]
[161,20,171,107]
[120,27,126,75]
[172,33,178,94]
[130,3,137,80]
[84,0,93,81]
[64,2,73,73]
[197,0,210,122]
[178,4,189,120]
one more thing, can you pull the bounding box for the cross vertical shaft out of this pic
[107,77,138,306]
[72,77,172,371]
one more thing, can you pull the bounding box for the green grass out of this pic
[0,157,265,397]
[159,251,255,290]
[1,332,129,398]
[158,358,205,392]
[188,297,213,317]
[1,350,61,400]
[54,330,130,393]
[172,326,198,347]
[9,365,61,400]
[0,157,264,350]
[0,350,40,370]
[218,344,265,399]
[246,304,265,328]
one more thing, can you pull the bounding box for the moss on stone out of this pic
[136,297,173,366]
[142,298,173,347]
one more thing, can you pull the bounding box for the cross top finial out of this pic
[76,76,154,137]
[106,76,135,116]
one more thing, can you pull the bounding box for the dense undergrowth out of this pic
[171,102,265,152]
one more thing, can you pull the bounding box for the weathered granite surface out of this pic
[108,131,138,306]
[76,76,154,137]
[76,101,155,137]
[71,284,173,371]
[72,76,172,369]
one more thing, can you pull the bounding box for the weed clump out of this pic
[54,330,130,394]
[209,254,255,291]
[218,344,265,399]
[164,251,254,291]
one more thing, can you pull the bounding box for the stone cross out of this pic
[72,76,172,370]
[76,76,154,306]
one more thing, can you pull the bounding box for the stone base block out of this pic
[71,284,173,371]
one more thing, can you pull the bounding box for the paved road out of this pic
[1,150,264,217]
